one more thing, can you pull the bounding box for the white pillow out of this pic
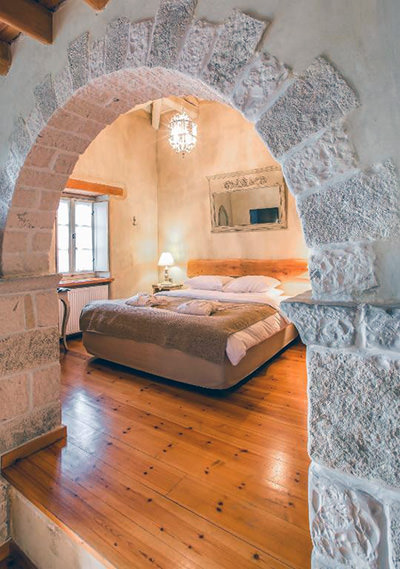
[223,275,281,293]
[184,275,233,291]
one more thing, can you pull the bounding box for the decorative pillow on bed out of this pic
[223,275,281,293]
[184,275,233,291]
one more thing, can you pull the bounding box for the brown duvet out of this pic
[80,296,277,365]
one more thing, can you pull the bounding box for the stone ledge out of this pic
[281,292,358,348]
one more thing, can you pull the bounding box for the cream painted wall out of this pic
[156,101,307,283]
[70,100,307,293]
[72,111,158,298]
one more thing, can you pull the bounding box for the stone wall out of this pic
[0,0,398,566]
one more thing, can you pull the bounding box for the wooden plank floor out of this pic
[4,338,311,569]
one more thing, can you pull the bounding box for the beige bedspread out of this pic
[80,296,277,364]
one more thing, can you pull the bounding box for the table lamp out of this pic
[158,251,174,283]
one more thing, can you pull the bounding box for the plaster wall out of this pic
[157,102,306,282]
[71,112,158,298]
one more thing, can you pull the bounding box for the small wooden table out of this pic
[57,287,71,350]
[152,283,183,294]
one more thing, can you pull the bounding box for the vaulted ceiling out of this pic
[0,0,111,75]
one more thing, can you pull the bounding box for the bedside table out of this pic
[152,283,183,294]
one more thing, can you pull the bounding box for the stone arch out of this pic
[0,1,399,567]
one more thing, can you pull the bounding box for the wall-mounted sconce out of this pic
[132,216,137,226]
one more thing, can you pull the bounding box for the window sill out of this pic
[58,277,114,288]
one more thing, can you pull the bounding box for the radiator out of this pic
[58,284,109,335]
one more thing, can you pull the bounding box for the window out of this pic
[56,195,109,276]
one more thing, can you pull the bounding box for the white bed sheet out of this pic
[157,288,291,366]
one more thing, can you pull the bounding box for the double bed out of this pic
[80,259,309,389]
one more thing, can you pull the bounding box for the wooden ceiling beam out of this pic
[0,0,53,45]
[0,40,11,75]
[66,178,124,197]
[83,0,111,10]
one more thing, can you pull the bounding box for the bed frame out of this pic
[82,258,308,389]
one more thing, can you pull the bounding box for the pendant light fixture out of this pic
[168,110,197,157]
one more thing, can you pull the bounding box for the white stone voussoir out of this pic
[233,51,291,121]
[298,161,400,247]
[149,0,198,69]
[202,10,267,96]
[67,32,90,91]
[177,19,218,77]
[308,349,400,488]
[105,17,130,73]
[126,20,154,69]
[256,57,359,158]
[281,294,358,348]
[283,122,358,195]
[309,243,378,300]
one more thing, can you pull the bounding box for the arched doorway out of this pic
[0,3,399,567]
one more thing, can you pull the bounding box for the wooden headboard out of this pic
[187,259,308,282]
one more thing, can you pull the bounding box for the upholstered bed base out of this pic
[82,323,298,389]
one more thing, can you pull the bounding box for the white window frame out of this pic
[56,193,109,278]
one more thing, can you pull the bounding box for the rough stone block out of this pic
[37,127,90,154]
[25,146,56,169]
[309,244,378,300]
[0,479,8,543]
[281,296,357,348]
[0,373,29,422]
[364,304,400,352]
[7,209,55,231]
[11,187,40,209]
[39,188,63,212]
[25,105,45,142]
[1,231,29,255]
[298,161,400,247]
[17,168,68,192]
[33,75,58,123]
[0,295,25,337]
[203,10,267,96]
[149,0,198,68]
[9,117,32,167]
[126,19,154,69]
[52,153,78,175]
[53,66,74,108]
[0,402,61,453]
[308,349,400,487]
[0,199,8,230]
[105,17,130,73]
[0,328,59,376]
[283,122,358,195]
[0,168,13,205]
[389,502,400,569]
[34,291,58,328]
[32,231,53,253]
[177,19,218,76]
[256,57,359,158]
[89,37,106,80]
[24,295,35,329]
[67,32,90,91]
[1,252,50,277]
[233,51,290,120]
[310,465,384,568]
[32,363,60,408]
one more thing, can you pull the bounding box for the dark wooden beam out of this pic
[0,40,11,75]
[83,0,110,10]
[0,0,52,45]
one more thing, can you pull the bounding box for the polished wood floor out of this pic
[4,338,311,569]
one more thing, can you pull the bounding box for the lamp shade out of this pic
[158,252,174,267]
